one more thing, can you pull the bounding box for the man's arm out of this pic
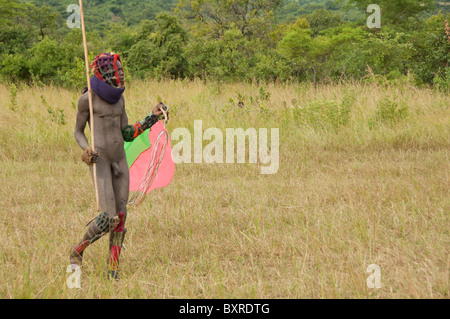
[75,93,98,165]
[121,102,166,143]
[74,93,90,151]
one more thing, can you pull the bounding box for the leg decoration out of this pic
[108,212,127,280]
[70,212,120,266]
[70,240,90,266]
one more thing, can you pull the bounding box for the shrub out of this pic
[293,95,353,131]
[9,83,18,112]
[369,97,408,128]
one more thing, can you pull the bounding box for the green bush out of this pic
[9,83,18,112]
[0,53,30,83]
[27,38,68,84]
[58,56,93,90]
[41,95,66,125]
[433,67,450,93]
[369,97,408,128]
[293,96,353,131]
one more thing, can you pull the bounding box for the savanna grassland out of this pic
[0,80,448,298]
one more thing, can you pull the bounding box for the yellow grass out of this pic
[0,80,448,298]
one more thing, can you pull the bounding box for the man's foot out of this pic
[69,247,83,266]
[107,270,119,280]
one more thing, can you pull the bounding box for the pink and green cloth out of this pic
[125,121,175,194]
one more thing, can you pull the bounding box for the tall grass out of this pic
[0,80,448,298]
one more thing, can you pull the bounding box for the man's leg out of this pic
[107,159,130,279]
[70,160,118,266]
[108,212,126,279]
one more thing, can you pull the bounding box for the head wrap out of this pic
[90,52,123,88]
[83,52,126,104]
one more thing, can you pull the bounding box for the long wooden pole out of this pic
[79,0,100,211]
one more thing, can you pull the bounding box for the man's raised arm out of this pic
[121,102,166,143]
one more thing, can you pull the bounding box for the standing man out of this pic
[70,53,166,279]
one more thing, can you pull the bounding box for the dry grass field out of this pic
[0,80,448,298]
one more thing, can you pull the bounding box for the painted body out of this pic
[70,54,165,279]
[75,91,130,220]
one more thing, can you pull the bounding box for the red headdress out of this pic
[91,52,123,88]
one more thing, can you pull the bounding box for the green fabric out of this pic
[124,129,152,169]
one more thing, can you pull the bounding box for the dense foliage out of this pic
[0,0,448,90]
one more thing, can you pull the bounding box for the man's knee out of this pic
[95,212,121,233]
[113,212,126,233]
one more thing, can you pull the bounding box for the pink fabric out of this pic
[129,121,175,193]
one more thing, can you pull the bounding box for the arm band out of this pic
[122,114,159,142]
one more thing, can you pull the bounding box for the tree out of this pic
[0,24,31,55]
[347,0,435,25]
[27,37,68,81]
[322,25,369,80]
[411,12,450,85]
[26,5,60,40]
[104,22,138,60]
[176,0,282,39]
[127,14,188,79]
[303,8,343,37]
[278,18,334,88]
[0,0,26,24]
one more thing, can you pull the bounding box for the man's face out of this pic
[117,60,125,87]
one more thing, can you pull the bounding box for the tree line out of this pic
[0,0,448,91]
